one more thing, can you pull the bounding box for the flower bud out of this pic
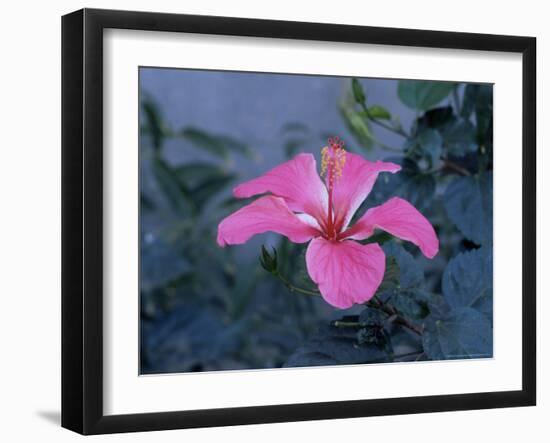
[259,245,278,273]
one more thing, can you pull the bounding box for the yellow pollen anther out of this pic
[321,146,329,177]
[321,138,346,185]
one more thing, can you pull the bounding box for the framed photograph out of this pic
[61,8,536,435]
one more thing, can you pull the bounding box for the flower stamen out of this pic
[321,137,346,240]
[321,137,346,186]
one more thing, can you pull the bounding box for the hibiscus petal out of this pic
[217,196,320,247]
[343,197,439,259]
[332,153,400,231]
[295,213,323,231]
[233,153,328,224]
[305,238,386,309]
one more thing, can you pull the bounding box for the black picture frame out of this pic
[62,8,537,435]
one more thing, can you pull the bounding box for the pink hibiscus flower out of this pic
[217,137,439,309]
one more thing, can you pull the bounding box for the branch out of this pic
[442,159,471,176]
[386,313,423,335]
[369,296,423,335]
[360,103,410,138]
[273,271,321,297]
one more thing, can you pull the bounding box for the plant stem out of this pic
[368,296,423,335]
[333,321,364,328]
[360,103,410,138]
[442,159,471,176]
[389,314,423,335]
[274,271,320,297]
[270,268,421,335]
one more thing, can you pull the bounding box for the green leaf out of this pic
[192,173,236,210]
[398,80,455,111]
[444,172,493,245]
[382,242,422,288]
[339,88,375,151]
[367,157,436,213]
[174,162,230,189]
[173,161,236,211]
[366,105,391,120]
[376,256,400,293]
[284,323,391,367]
[151,155,193,213]
[462,84,493,146]
[216,135,255,159]
[415,104,476,157]
[474,85,493,142]
[376,243,432,320]
[357,309,394,355]
[140,234,192,293]
[441,118,477,156]
[180,128,255,159]
[422,307,493,360]
[352,78,366,104]
[418,106,454,129]
[361,231,393,246]
[227,263,261,320]
[340,106,374,151]
[141,305,240,373]
[180,127,229,159]
[443,248,493,320]
[359,307,386,326]
[141,97,171,150]
[389,289,432,320]
[416,128,442,168]
[259,245,278,273]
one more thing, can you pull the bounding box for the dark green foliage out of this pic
[341,79,376,151]
[352,78,366,105]
[141,96,172,149]
[151,155,194,214]
[259,246,278,274]
[140,94,293,373]
[141,304,248,373]
[415,128,443,168]
[397,80,456,111]
[421,247,493,360]
[442,247,493,320]
[141,76,494,374]
[389,290,432,320]
[444,173,493,245]
[418,105,454,129]
[180,127,255,159]
[462,84,493,143]
[375,256,400,293]
[359,307,386,326]
[284,323,392,367]
[365,105,391,120]
[340,104,374,151]
[366,157,436,211]
[376,243,433,321]
[440,118,477,156]
[422,307,492,360]
[326,79,494,368]
[382,242,423,288]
